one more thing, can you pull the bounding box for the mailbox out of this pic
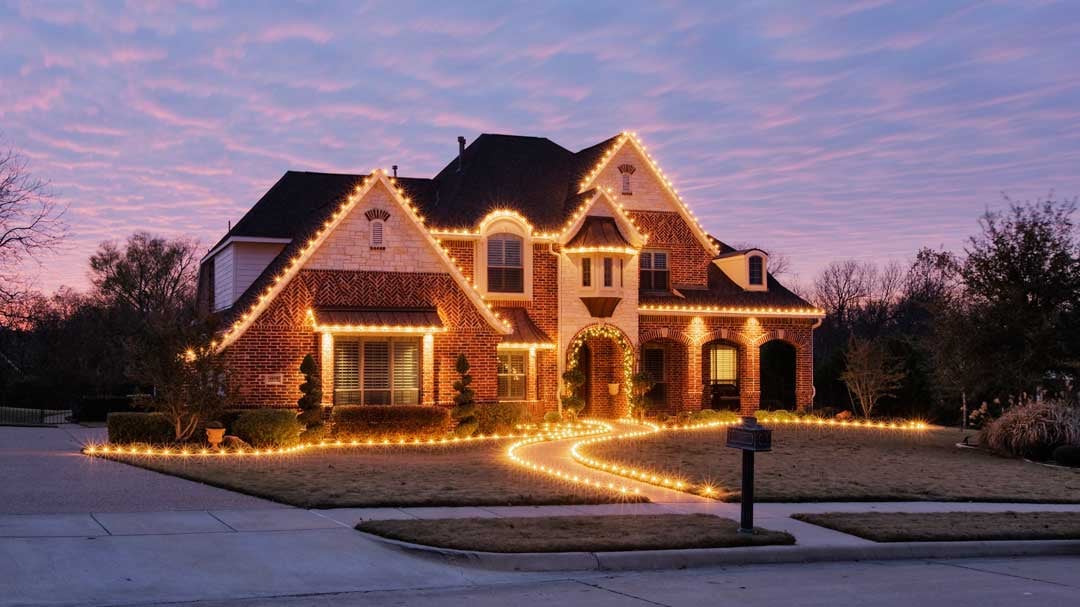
[726,417,772,452]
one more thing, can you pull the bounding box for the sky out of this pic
[2,0,1078,293]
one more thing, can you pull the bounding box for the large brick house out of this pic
[196,132,823,417]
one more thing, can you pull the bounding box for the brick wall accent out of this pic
[639,316,815,414]
[640,338,690,414]
[628,211,713,288]
[224,269,502,406]
[443,239,475,283]
[581,337,629,418]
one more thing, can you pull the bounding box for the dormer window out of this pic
[603,257,613,287]
[640,250,669,291]
[370,220,384,249]
[748,255,764,286]
[487,233,524,293]
[618,163,635,195]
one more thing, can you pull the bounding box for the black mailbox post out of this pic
[726,416,772,533]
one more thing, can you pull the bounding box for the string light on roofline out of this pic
[638,304,826,318]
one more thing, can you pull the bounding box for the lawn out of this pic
[104,441,640,508]
[580,425,1080,502]
[792,511,1080,542]
[356,514,794,552]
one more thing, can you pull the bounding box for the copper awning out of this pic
[565,216,631,250]
[494,307,553,346]
[310,306,444,331]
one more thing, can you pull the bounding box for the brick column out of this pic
[739,343,760,415]
[422,333,436,405]
[795,339,814,411]
[686,342,702,412]
[319,333,334,406]
[527,348,538,402]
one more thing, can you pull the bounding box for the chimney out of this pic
[457,136,466,172]
[392,165,398,178]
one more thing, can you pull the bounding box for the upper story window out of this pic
[370,220,385,249]
[748,255,764,286]
[603,257,613,287]
[581,257,592,287]
[639,250,669,291]
[487,233,524,293]
[618,163,635,195]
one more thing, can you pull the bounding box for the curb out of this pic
[358,532,1080,572]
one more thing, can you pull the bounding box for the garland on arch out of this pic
[565,324,636,407]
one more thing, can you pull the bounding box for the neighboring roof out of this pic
[715,248,767,259]
[565,216,631,249]
[310,306,443,329]
[640,265,815,311]
[495,307,552,345]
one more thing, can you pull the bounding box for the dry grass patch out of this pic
[104,441,639,508]
[357,514,794,552]
[793,511,1080,542]
[581,425,1080,502]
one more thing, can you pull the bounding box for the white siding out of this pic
[234,242,286,300]
[213,245,234,312]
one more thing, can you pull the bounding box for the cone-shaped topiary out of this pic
[451,353,477,435]
[297,354,323,430]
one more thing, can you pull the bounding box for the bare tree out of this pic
[89,232,199,322]
[812,260,874,323]
[0,146,68,321]
[841,336,907,418]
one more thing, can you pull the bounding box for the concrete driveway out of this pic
[0,425,283,514]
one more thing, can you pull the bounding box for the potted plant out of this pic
[205,421,226,449]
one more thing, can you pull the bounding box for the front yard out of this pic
[105,440,638,508]
[580,425,1080,502]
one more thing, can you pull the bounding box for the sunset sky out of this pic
[2,0,1078,293]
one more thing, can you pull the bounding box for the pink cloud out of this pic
[256,23,334,44]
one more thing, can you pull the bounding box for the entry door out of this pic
[642,347,666,406]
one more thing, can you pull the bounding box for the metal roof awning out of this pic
[564,216,633,252]
[494,307,554,348]
[308,306,445,333]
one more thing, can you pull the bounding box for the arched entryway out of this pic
[639,338,688,414]
[566,325,634,418]
[702,339,741,411]
[760,340,797,410]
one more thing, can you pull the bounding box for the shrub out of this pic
[690,409,740,423]
[297,354,323,430]
[107,412,174,445]
[475,402,532,434]
[333,405,452,440]
[543,410,563,424]
[233,409,303,448]
[451,354,477,435]
[765,409,797,421]
[1052,445,1080,467]
[979,401,1080,460]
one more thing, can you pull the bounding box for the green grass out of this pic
[581,425,1080,502]
[793,511,1080,542]
[357,514,795,552]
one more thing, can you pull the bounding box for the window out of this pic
[497,351,527,400]
[581,257,592,287]
[603,257,613,287]
[487,233,524,293]
[643,346,666,405]
[333,338,420,405]
[621,172,632,195]
[370,220,384,249]
[708,345,738,385]
[748,255,764,286]
[639,251,670,291]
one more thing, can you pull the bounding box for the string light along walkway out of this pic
[507,418,713,503]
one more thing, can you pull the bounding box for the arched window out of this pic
[487,233,524,293]
[748,255,764,285]
[370,220,384,249]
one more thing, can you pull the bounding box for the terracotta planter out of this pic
[206,427,226,449]
[608,383,620,396]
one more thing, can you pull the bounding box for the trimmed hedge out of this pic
[333,405,452,439]
[689,409,740,424]
[233,409,303,448]
[475,402,532,435]
[107,412,174,445]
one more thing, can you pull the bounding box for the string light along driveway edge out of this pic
[570,417,931,499]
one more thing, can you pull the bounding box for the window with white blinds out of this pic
[709,345,738,385]
[497,351,527,400]
[370,220,384,248]
[333,338,420,405]
[487,233,524,293]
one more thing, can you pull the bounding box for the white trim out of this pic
[638,305,824,319]
[559,189,645,249]
[201,237,292,263]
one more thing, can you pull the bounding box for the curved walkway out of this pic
[510,419,711,503]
